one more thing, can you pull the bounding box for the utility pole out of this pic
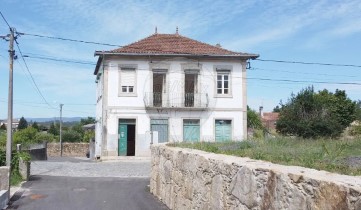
[6,27,15,167]
[59,104,63,156]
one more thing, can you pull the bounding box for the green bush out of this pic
[35,132,56,142]
[13,127,38,146]
[276,87,356,138]
[62,130,82,142]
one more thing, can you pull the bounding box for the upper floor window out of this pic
[216,70,231,95]
[119,65,137,96]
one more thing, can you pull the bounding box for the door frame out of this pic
[213,118,233,142]
[181,117,202,142]
[117,117,137,156]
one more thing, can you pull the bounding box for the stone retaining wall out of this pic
[150,145,361,210]
[47,143,89,157]
[0,166,9,209]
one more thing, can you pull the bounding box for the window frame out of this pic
[118,64,137,97]
[214,65,232,98]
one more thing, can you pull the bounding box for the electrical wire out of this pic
[255,58,361,68]
[19,32,122,47]
[14,39,55,109]
[0,11,11,29]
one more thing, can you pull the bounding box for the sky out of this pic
[0,0,361,118]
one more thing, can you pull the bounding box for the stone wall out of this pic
[150,145,361,210]
[47,143,89,157]
[0,166,9,210]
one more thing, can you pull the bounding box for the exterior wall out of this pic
[96,56,247,157]
[151,145,361,210]
[95,60,104,158]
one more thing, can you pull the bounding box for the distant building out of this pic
[262,113,279,131]
[0,119,20,130]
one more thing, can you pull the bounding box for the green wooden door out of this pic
[118,124,127,156]
[183,120,200,142]
[215,120,232,142]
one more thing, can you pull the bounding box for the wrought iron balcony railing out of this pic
[143,92,209,109]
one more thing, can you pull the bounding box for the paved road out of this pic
[31,157,151,177]
[7,157,168,210]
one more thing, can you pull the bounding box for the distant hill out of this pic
[25,117,83,123]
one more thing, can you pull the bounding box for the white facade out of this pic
[95,56,249,157]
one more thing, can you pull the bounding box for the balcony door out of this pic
[153,72,166,107]
[184,71,198,107]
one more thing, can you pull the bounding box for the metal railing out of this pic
[144,92,209,109]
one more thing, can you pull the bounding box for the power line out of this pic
[14,38,54,109]
[0,11,11,28]
[18,32,122,47]
[255,58,361,68]
[251,67,358,78]
[24,55,96,66]
[247,77,361,86]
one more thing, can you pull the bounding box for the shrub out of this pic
[13,127,38,146]
[276,86,356,138]
[62,130,82,142]
[35,132,56,142]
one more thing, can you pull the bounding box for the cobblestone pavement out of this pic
[31,157,151,177]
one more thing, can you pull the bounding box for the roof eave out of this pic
[93,56,103,75]
[95,51,259,59]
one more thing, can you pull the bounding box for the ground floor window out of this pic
[183,119,200,142]
[215,120,232,142]
[150,119,168,143]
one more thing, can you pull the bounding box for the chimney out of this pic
[215,43,221,48]
[259,106,263,118]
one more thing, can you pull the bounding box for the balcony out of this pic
[144,92,209,110]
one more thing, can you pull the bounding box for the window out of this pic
[119,67,136,95]
[216,70,230,95]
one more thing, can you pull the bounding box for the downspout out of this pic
[242,59,248,140]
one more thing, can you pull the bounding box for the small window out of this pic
[216,70,230,95]
[119,67,136,95]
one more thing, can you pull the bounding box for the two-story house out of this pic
[94,31,258,158]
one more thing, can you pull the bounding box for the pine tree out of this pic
[18,117,28,130]
[32,121,39,131]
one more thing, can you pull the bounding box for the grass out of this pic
[168,137,361,176]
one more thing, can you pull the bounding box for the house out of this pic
[0,119,20,130]
[94,30,259,158]
[262,113,279,131]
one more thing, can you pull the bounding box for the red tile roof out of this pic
[97,33,258,57]
[262,112,280,121]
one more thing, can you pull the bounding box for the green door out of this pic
[215,120,232,142]
[118,124,127,156]
[183,119,200,142]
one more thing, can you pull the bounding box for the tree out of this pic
[80,117,96,125]
[247,106,263,129]
[276,86,356,138]
[13,127,38,145]
[273,105,281,113]
[18,117,28,130]
[0,124,6,130]
[355,100,361,121]
[31,121,39,131]
[48,123,59,136]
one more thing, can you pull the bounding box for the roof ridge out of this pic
[100,32,259,57]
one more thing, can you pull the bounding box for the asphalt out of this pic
[6,157,168,210]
